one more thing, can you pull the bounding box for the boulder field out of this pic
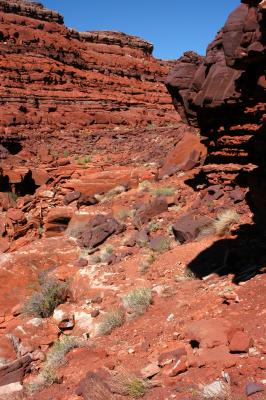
[0,1,265,399]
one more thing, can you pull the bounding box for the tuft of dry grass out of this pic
[23,278,68,318]
[213,209,240,237]
[123,288,152,316]
[96,308,125,335]
[26,335,83,393]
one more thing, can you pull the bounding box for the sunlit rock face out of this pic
[0,0,180,139]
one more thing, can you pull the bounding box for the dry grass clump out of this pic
[96,185,126,202]
[148,220,161,232]
[96,308,125,335]
[123,287,152,315]
[108,369,147,398]
[138,180,152,192]
[175,267,196,282]
[213,209,240,237]
[23,278,68,318]
[139,252,156,274]
[26,335,82,393]
[126,377,146,398]
[152,186,175,197]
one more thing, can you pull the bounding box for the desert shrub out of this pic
[138,180,152,192]
[23,278,68,318]
[174,267,196,282]
[126,377,146,398]
[26,335,82,393]
[213,209,240,237]
[7,191,18,202]
[123,287,152,315]
[152,186,175,197]
[77,155,92,165]
[116,208,130,222]
[148,220,161,232]
[96,308,125,335]
[139,252,155,274]
[167,224,174,235]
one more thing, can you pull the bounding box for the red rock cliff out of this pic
[0,0,179,139]
[166,0,265,222]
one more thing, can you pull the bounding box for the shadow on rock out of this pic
[188,224,266,284]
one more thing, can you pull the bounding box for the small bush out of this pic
[175,267,196,282]
[96,308,125,335]
[23,278,68,318]
[126,377,146,398]
[214,209,240,237]
[123,288,152,315]
[167,224,174,235]
[26,336,82,393]
[116,208,130,222]
[148,220,161,232]
[138,180,152,193]
[152,186,175,197]
[77,155,92,165]
[139,252,155,274]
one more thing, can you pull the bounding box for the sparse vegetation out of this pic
[126,377,146,398]
[7,191,18,202]
[23,278,68,318]
[116,208,130,222]
[152,186,176,197]
[96,308,125,335]
[213,209,240,237]
[63,150,69,157]
[123,287,152,315]
[138,180,152,192]
[148,220,161,232]
[174,267,196,281]
[139,252,156,274]
[26,335,82,393]
[167,224,174,235]
[76,155,92,165]
[90,244,114,264]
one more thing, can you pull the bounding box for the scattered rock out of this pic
[245,382,264,396]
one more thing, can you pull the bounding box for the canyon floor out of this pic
[0,124,265,400]
[0,0,265,399]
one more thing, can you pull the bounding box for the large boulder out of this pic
[78,214,124,248]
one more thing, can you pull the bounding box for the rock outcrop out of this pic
[0,0,179,140]
[166,0,265,221]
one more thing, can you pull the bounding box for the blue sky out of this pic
[41,0,240,60]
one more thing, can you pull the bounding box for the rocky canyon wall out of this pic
[0,0,179,142]
[166,0,265,223]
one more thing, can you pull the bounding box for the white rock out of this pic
[53,309,65,322]
[202,380,229,399]
[27,317,43,327]
[0,382,23,395]
[167,313,174,322]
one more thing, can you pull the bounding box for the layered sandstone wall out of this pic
[166,0,265,222]
[0,0,179,139]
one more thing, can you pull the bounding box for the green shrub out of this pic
[126,377,146,398]
[123,288,152,315]
[96,308,125,335]
[152,186,176,197]
[23,278,68,318]
[148,220,161,232]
